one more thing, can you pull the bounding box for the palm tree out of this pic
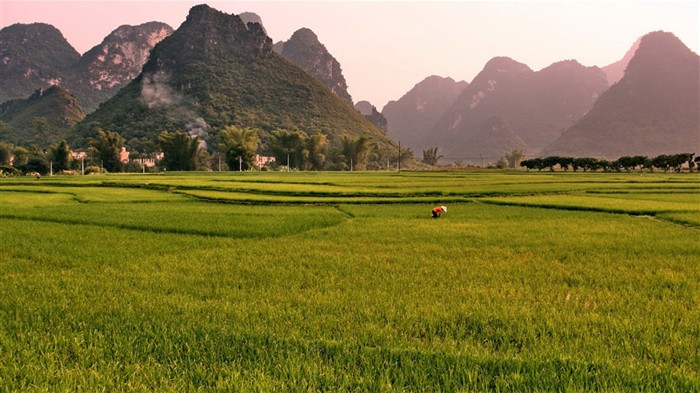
[269,129,307,169]
[341,134,371,170]
[305,132,328,170]
[158,131,203,171]
[421,147,443,166]
[219,125,259,171]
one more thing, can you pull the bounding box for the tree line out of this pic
[0,125,410,175]
[519,153,699,172]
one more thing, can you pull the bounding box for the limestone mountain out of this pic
[432,57,608,163]
[382,75,468,152]
[601,37,640,86]
[0,23,80,104]
[355,101,388,133]
[0,85,85,146]
[71,22,173,112]
[274,28,354,106]
[0,21,172,114]
[75,5,393,152]
[541,31,700,159]
[450,116,526,165]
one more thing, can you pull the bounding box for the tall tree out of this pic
[11,146,29,169]
[158,131,203,171]
[340,134,371,171]
[268,129,307,169]
[305,132,328,170]
[89,129,124,173]
[218,125,259,171]
[18,145,49,174]
[0,141,12,165]
[49,140,72,172]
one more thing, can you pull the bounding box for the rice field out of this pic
[1,171,698,391]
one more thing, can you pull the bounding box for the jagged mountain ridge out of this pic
[354,101,388,133]
[602,38,640,86]
[541,31,700,159]
[431,57,608,163]
[71,22,174,112]
[274,28,354,106]
[382,75,468,153]
[75,4,393,152]
[0,85,85,146]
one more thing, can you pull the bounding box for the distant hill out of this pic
[541,31,700,159]
[75,5,393,152]
[602,38,640,86]
[0,23,80,104]
[450,116,526,165]
[0,86,85,146]
[274,28,354,106]
[354,101,388,133]
[432,57,607,164]
[382,75,468,153]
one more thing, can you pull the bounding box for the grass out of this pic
[1,171,698,391]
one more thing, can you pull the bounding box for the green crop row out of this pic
[481,192,700,217]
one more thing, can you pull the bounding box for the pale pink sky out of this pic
[2,1,698,109]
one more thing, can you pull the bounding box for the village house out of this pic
[256,154,275,167]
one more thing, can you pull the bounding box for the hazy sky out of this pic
[2,1,698,109]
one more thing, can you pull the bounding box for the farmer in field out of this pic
[432,205,447,218]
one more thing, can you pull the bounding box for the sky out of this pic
[1,1,698,109]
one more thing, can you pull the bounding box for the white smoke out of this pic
[141,71,180,108]
[141,70,210,147]
[183,111,210,149]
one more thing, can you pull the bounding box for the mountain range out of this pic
[1,4,697,165]
[73,4,393,154]
[382,76,468,152]
[427,57,609,163]
[0,23,80,105]
[541,31,700,159]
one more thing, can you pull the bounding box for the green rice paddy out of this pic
[1,171,698,391]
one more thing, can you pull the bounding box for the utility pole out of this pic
[239,156,242,172]
[50,160,53,176]
[398,141,401,173]
[81,157,84,175]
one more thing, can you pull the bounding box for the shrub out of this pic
[85,165,105,175]
[0,165,19,177]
